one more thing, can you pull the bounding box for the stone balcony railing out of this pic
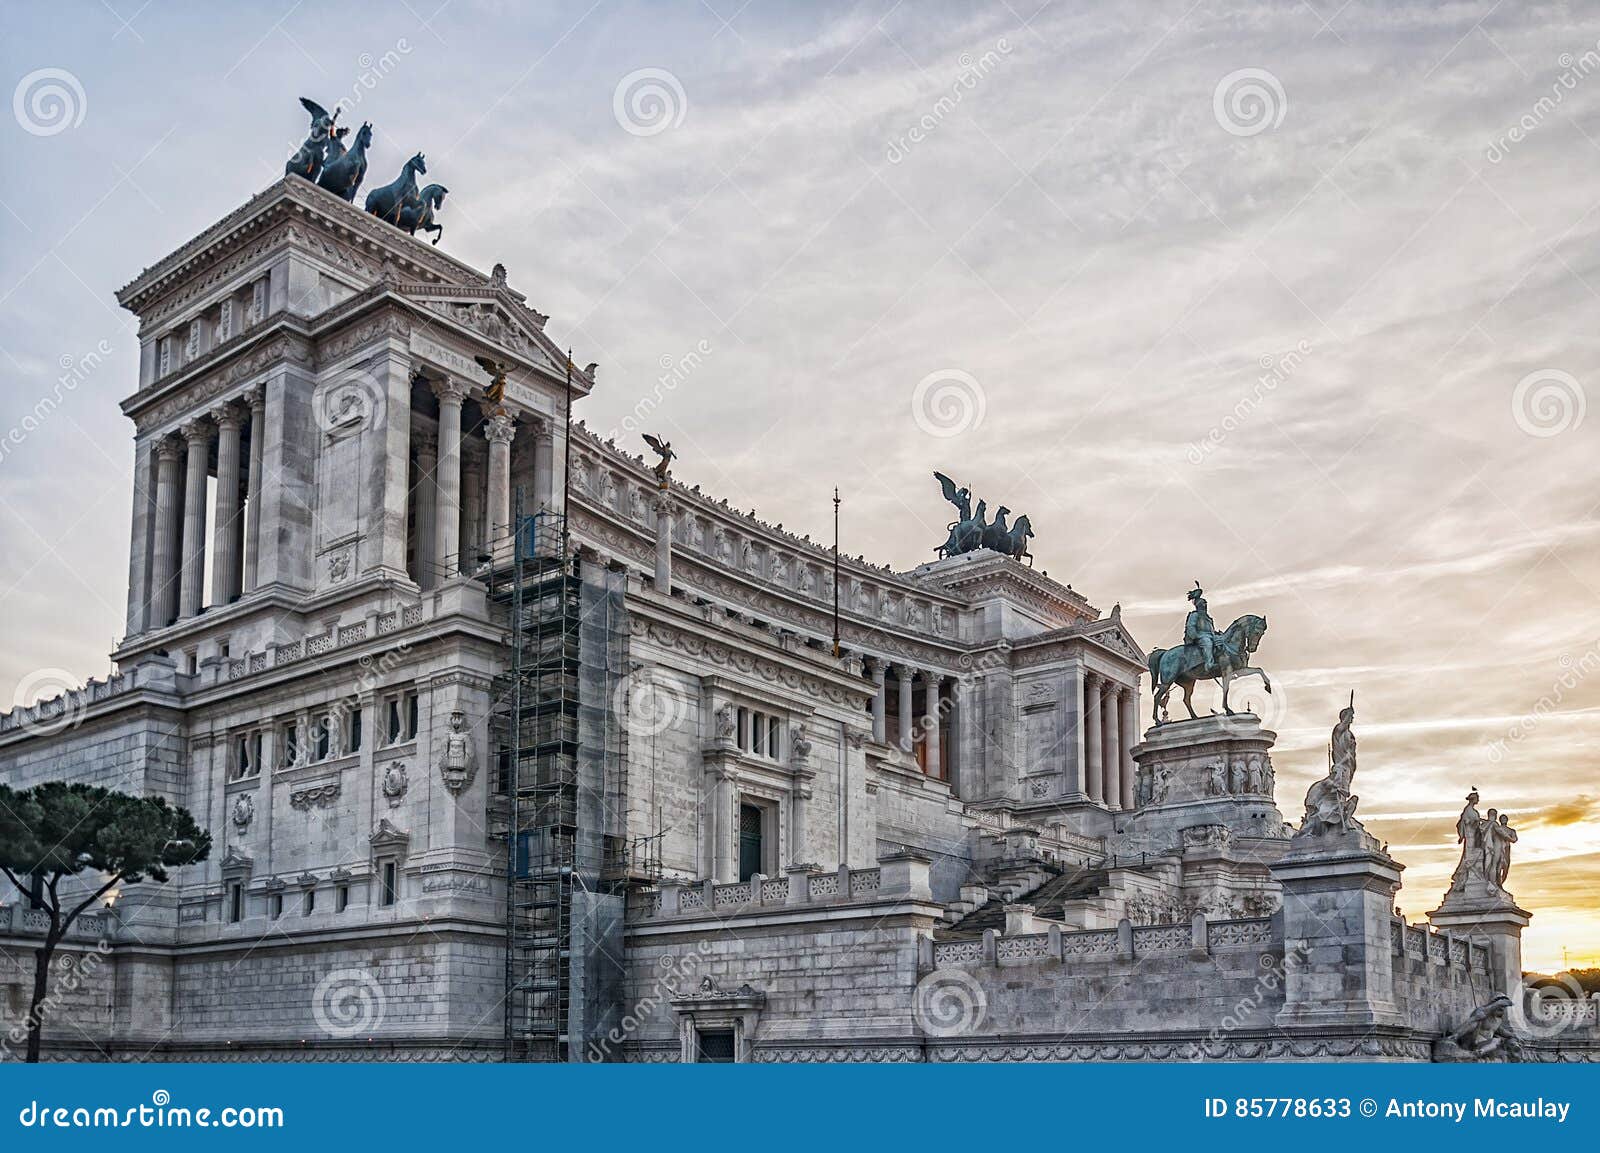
[0,905,112,942]
[924,914,1277,972]
[628,853,931,921]
[1391,919,1492,977]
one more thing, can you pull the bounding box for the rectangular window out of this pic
[303,889,316,916]
[385,691,418,744]
[387,698,402,744]
[381,862,397,907]
[738,803,764,883]
[405,693,418,741]
[228,883,243,924]
[315,716,333,761]
[336,884,350,913]
[736,707,749,751]
[752,711,765,756]
[231,734,252,780]
[280,721,298,766]
[268,892,282,919]
[768,717,781,759]
[347,708,363,754]
[696,1029,736,1063]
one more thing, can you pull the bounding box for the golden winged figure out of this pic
[474,355,510,406]
[642,433,675,486]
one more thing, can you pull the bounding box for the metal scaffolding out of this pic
[490,499,581,1061]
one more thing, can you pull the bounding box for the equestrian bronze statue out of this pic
[1146,582,1271,723]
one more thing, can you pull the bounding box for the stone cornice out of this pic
[117,177,484,316]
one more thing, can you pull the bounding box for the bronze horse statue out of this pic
[939,499,986,558]
[365,152,426,225]
[396,183,448,245]
[1146,613,1270,724]
[318,121,371,203]
[999,514,1034,563]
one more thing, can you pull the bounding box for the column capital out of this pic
[156,435,185,462]
[484,410,516,445]
[241,384,265,411]
[1084,669,1104,693]
[868,657,887,683]
[180,418,212,444]
[414,429,439,458]
[209,402,244,430]
[432,376,468,406]
[532,415,556,444]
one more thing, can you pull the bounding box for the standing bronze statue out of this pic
[1146,582,1271,723]
[285,97,340,182]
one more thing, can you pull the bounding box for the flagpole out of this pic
[562,348,573,549]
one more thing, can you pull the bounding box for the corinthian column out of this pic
[921,671,942,778]
[243,387,264,591]
[413,431,438,590]
[484,410,516,562]
[1102,681,1122,810]
[897,665,915,754]
[433,379,465,577]
[1121,686,1138,809]
[150,437,183,628]
[178,419,211,619]
[534,419,556,512]
[869,659,887,743]
[1084,673,1104,804]
[210,404,243,605]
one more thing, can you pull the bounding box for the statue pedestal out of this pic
[1271,828,1406,1029]
[1125,714,1290,859]
[1428,889,1530,997]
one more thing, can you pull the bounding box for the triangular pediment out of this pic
[401,285,565,374]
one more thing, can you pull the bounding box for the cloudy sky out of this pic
[2,1,1598,969]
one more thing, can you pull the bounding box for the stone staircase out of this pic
[933,862,1112,940]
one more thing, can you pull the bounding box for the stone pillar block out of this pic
[878,850,932,901]
[1272,837,1406,1029]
